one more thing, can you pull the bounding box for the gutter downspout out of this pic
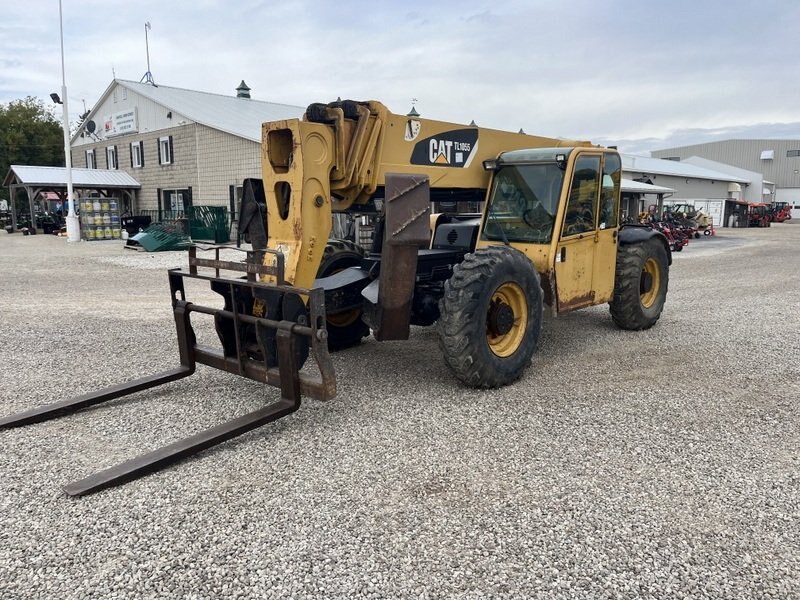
[194,123,201,201]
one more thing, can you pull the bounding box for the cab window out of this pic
[562,155,600,236]
[599,153,621,229]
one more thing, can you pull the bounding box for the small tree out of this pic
[0,97,66,203]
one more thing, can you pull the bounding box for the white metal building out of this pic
[71,79,305,215]
[652,139,800,218]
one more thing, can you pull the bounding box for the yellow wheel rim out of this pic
[327,309,360,327]
[487,282,528,358]
[640,258,661,309]
[322,259,361,328]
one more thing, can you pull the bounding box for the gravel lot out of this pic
[0,225,798,599]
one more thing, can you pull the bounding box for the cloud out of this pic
[600,121,800,155]
[1,0,798,150]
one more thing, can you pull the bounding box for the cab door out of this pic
[554,153,601,312]
[592,152,622,304]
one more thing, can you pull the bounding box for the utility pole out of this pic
[58,0,80,242]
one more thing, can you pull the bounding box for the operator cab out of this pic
[481,148,570,245]
[481,147,621,248]
[479,147,623,311]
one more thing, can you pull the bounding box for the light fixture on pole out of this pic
[57,0,80,242]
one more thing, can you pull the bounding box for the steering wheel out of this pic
[522,204,553,230]
[522,208,538,228]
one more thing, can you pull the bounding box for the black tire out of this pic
[226,290,310,370]
[437,246,543,388]
[263,293,311,369]
[609,240,669,330]
[316,239,370,351]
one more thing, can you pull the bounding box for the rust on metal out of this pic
[372,173,431,341]
[188,246,285,285]
[557,291,596,313]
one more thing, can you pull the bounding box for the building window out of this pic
[86,149,96,169]
[162,188,191,212]
[113,90,118,103]
[760,150,774,160]
[787,150,800,157]
[158,135,173,165]
[106,145,118,170]
[122,88,127,100]
[131,141,144,168]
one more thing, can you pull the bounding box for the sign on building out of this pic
[104,109,138,137]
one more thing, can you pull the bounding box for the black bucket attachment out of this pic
[0,246,335,496]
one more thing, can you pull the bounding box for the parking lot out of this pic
[1,225,798,598]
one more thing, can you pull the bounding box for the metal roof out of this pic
[4,165,141,188]
[681,156,766,182]
[622,154,750,183]
[116,80,306,142]
[620,178,674,194]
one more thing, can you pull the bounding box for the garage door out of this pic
[775,188,800,219]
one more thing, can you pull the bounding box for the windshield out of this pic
[482,164,564,244]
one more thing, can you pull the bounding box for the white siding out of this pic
[74,83,194,147]
[653,140,800,189]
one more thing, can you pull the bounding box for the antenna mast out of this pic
[140,22,156,85]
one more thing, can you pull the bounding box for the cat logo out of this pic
[431,140,453,164]
[410,129,479,168]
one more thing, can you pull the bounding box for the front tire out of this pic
[437,246,543,388]
[609,240,669,330]
[316,239,370,351]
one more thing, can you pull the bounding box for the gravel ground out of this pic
[0,225,798,599]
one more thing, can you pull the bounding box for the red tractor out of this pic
[770,202,792,223]
[748,203,771,228]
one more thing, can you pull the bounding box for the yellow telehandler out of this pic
[1,100,670,495]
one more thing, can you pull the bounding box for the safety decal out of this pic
[404,119,421,142]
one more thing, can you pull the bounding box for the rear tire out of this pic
[609,240,669,330]
[438,246,543,388]
[317,239,370,351]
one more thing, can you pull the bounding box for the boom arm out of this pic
[261,99,591,289]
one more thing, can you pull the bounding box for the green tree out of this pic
[0,97,65,202]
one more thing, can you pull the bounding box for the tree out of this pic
[0,97,65,202]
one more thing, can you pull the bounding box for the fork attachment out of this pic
[0,246,336,496]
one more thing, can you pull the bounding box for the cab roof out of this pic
[497,147,576,163]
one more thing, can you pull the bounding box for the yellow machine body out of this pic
[260,100,591,289]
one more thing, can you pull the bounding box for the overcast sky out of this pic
[2,0,798,154]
